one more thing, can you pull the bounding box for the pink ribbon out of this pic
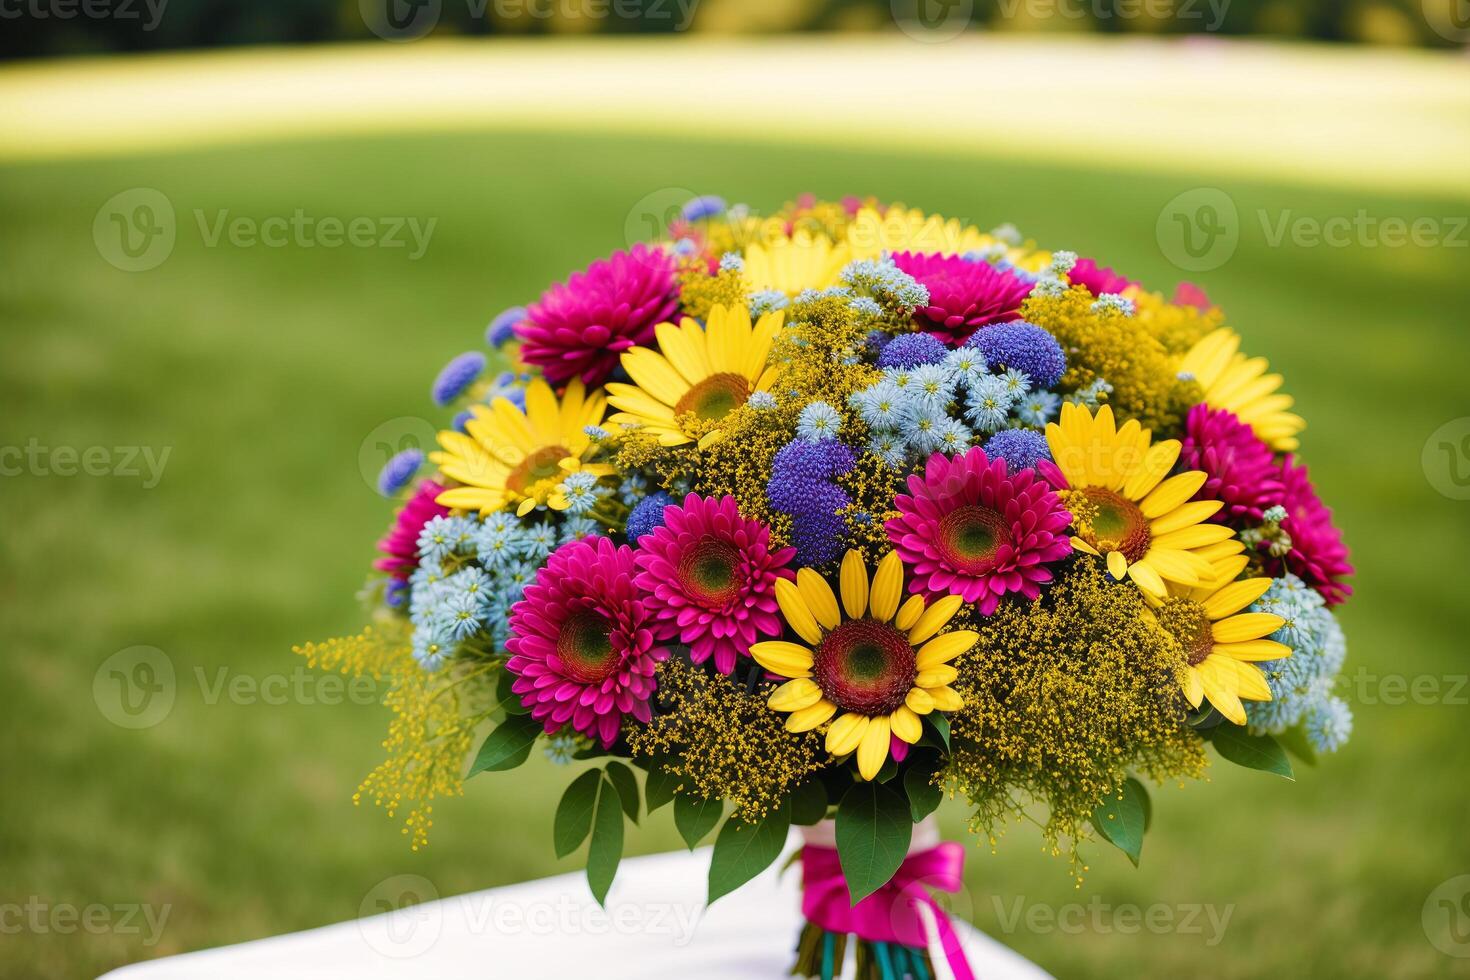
[800,842,975,980]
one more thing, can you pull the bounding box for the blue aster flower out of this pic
[942,347,988,388]
[519,520,558,561]
[965,321,1066,389]
[848,296,883,318]
[442,591,485,641]
[557,470,603,515]
[748,391,777,410]
[1067,378,1113,410]
[965,375,1015,433]
[1014,390,1061,427]
[544,732,578,765]
[416,515,461,564]
[936,418,974,455]
[431,351,487,407]
[749,290,790,316]
[719,252,744,273]
[907,364,956,410]
[485,306,526,347]
[840,259,929,314]
[560,515,601,544]
[376,448,423,497]
[796,401,843,442]
[999,367,1031,398]
[877,333,949,370]
[681,195,726,222]
[411,621,455,671]
[850,381,904,430]
[448,566,494,602]
[983,429,1052,472]
[898,400,949,455]
[1304,695,1352,753]
[583,425,610,442]
[867,430,907,469]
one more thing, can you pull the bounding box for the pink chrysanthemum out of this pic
[886,447,1074,614]
[506,536,668,747]
[1179,405,1284,523]
[890,251,1033,344]
[1271,457,1354,606]
[633,494,796,675]
[1067,257,1138,296]
[515,244,679,389]
[374,479,447,581]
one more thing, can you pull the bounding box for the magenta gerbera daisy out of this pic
[1270,457,1353,606]
[1179,404,1284,523]
[885,447,1074,614]
[515,244,679,389]
[890,251,1033,344]
[633,494,796,675]
[506,536,668,747]
[1067,256,1138,296]
[374,479,448,581]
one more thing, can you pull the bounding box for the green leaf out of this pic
[468,714,540,775]
[604,761,640,824]
[903,765,943,823]
[707,802,791,905]
[553,769,602,858]
[1274,724,1319,767]
[835,782,912,904]
[674,794,723,849]
[644,764,678,813]
[789,780,829,826]
[1209,724,1295,780]
[1090,777,1149,867]
[496,669,528,715]
[919,713,950,750]
[586,776,624,907]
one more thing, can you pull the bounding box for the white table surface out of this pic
[99,832,1053,980]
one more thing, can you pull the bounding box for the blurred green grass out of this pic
[1,128,1467,979]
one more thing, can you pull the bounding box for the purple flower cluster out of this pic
[966,321,1066,388]
[876,333,948,370]
[767,439,856,567]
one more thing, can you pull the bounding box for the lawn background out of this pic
[2,126,1468,978]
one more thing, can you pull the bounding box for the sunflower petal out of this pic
[870,551,903,622]
[840,550,869,620]
[654,321,710,385]
[1122,439,1180,501]
[1106,550,1128,580]
[785,698,838,733]
[1139,471,1208,519]
[917,631,977,669]
[1150,499,1223,536]
[909,594,964,644]
[768,678,822,712]
[1213,656,1273,702]
[856,715,891,780]
[1181,665,1205,708]
[894,594,926,631]
[905,687,935,715]
[1126,560,1168,597]
[1212,613,1285,643]
[928,686,963,712]
[1212,639,1292,662]
[797,568,841,630]
[774,579,823,645]
[826,712,869,756]
[891,706,923,744]
[915,665,959,688]
[1202,578,1274,621]
[749,640,815,677]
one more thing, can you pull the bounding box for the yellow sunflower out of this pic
[1045,402,1236,597]
[1147,553,1289,725]
[742,229,849,294]
[430,378,614,516]
[843,206,1052,272]
[1178,327,1305,452]
[750,550,976,781]
[605,303,783,448]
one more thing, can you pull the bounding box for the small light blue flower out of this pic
[797,401,843,442]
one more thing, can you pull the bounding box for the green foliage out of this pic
[1090,777,1150,867]
[469,714,540,774]
[673,794,722,849]
[1208,724,1295,780]
[586,776,624,906]
[835,782,912,904]
[707,802,791,905]
[553,769,602,858]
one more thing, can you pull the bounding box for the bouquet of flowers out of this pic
[300,196,1353,979]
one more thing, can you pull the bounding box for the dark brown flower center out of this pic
[676,536,744,609]
[675,372,751,422]
[556,607,618,683]
[813,619,916,716]
[506,445,570,493]
[935,505,1012,574]
[1064,487,1151,563]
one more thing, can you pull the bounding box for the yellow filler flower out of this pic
[1178,327,1305,451]
[1149,552,1290,725]
[1045,402,1235,597]
[605,303,783,448]
[751,550,976,780]
[430,378,613,516]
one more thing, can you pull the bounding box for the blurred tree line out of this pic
[1,0,1463,59]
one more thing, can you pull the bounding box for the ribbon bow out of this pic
[800,842,974,980]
